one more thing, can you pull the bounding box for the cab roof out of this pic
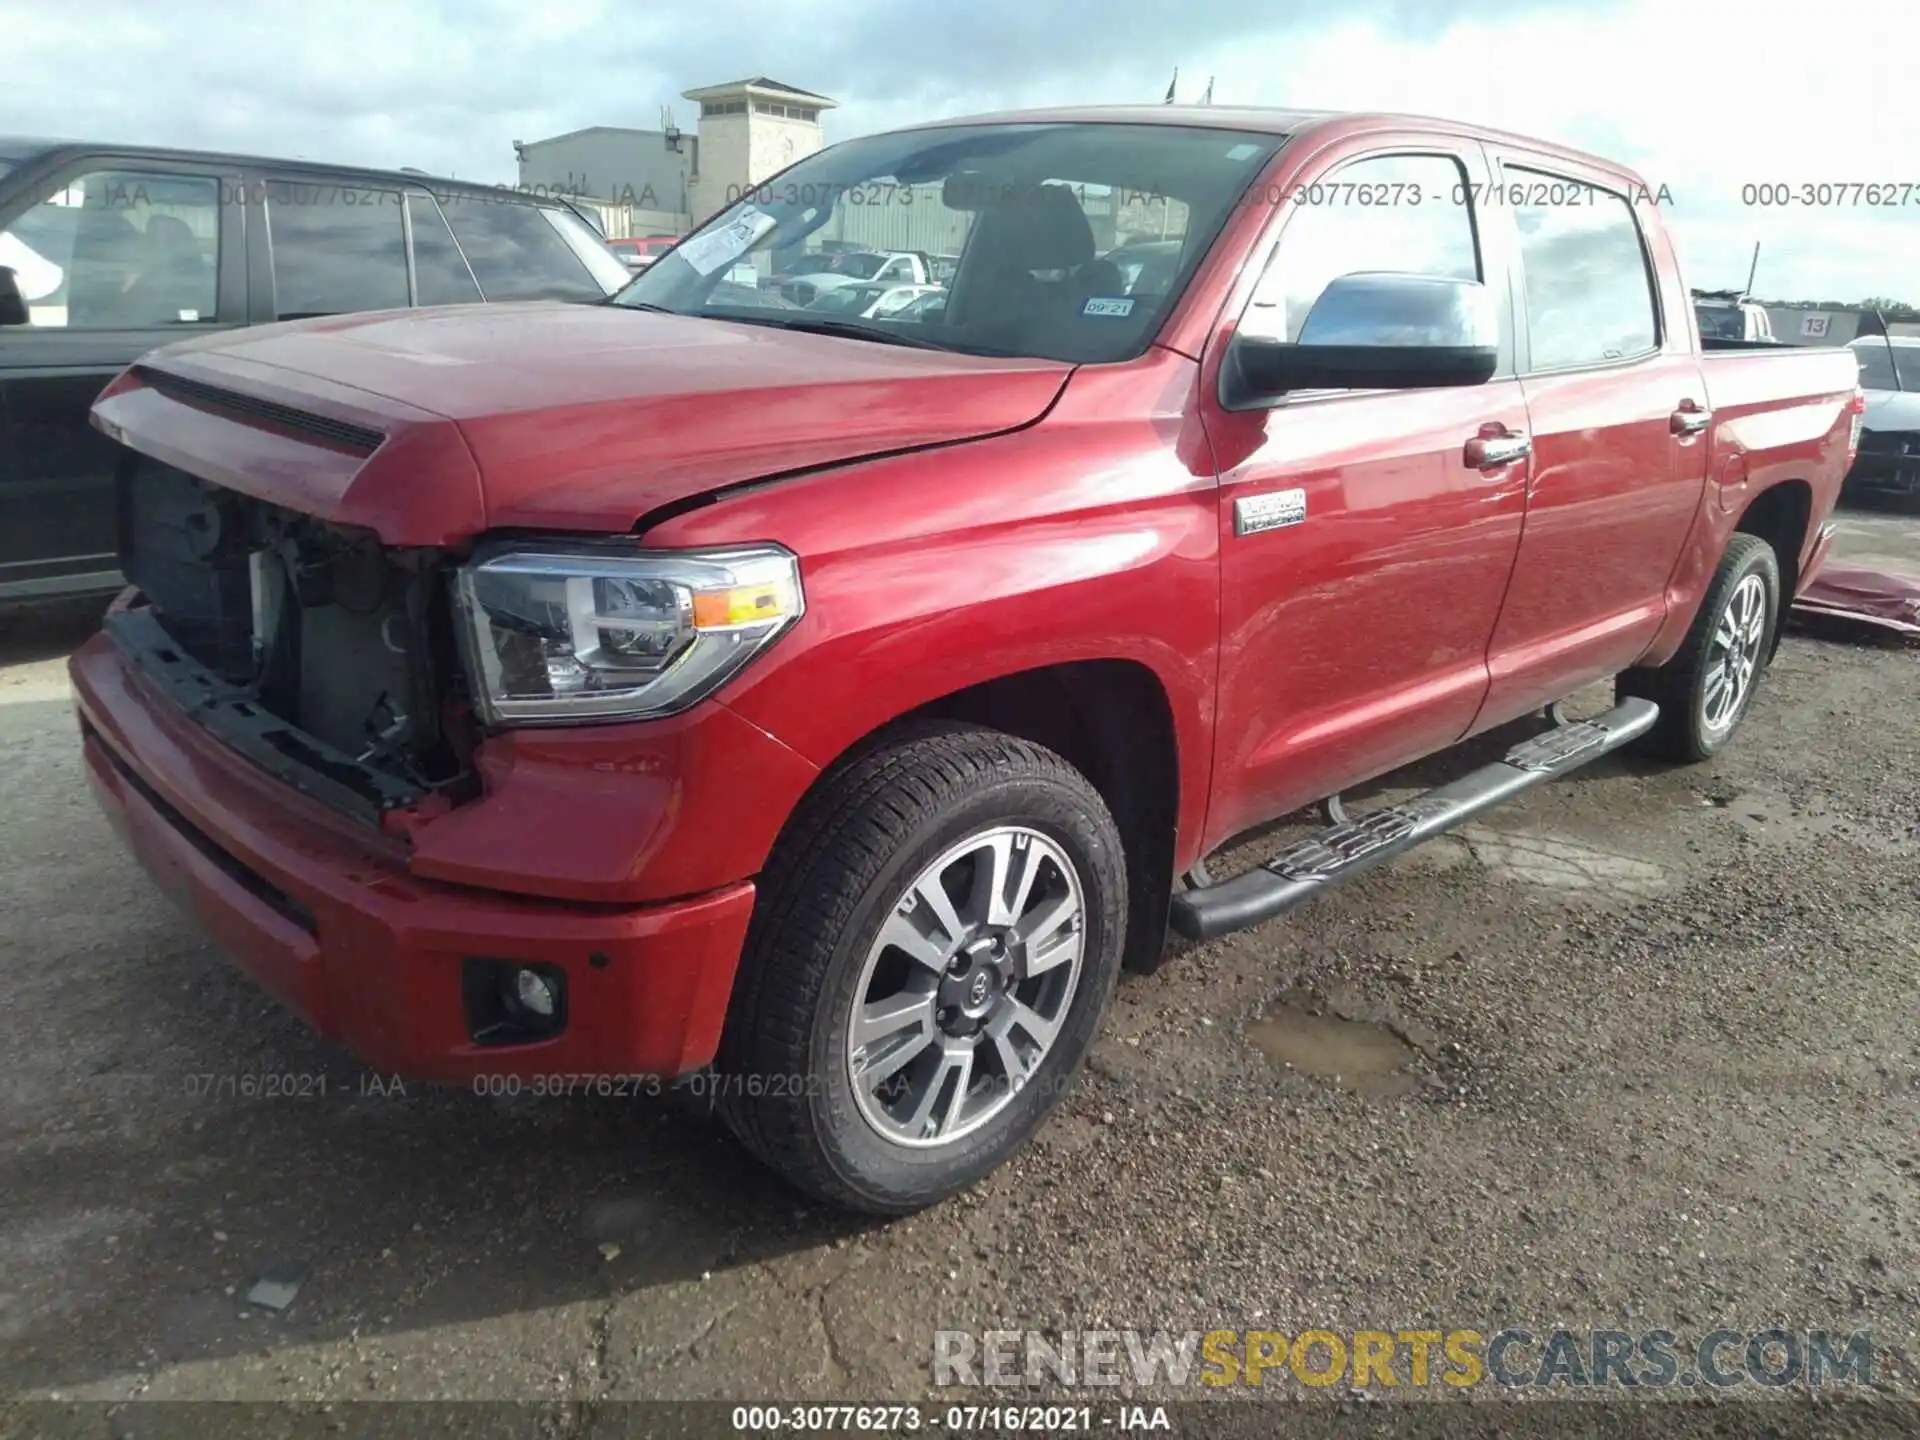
[892,105,1642,180]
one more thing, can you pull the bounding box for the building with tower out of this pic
[511,77,837,237]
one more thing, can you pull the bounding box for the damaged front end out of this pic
[110,454,477,825]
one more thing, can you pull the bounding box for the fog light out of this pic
[513,966,558,1019]
[463,958,568,1046]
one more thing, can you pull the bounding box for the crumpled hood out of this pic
[100,302,1073,543]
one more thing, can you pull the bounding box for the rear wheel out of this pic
[1618,533,1780,762]
[715,724,1127,1215]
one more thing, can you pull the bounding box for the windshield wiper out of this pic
[617,305,1017,356]
[727,314,964,352]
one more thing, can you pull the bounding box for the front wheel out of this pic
[715,724,1127,1215]
[1618,532,1780,762]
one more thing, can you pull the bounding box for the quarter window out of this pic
[1510,168,1657,370]
[439,199,604,302]
[266,182,409,318]
[0,169,219,329]
[1244,153,1480,343]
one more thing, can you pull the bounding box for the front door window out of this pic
[1,169,220,328]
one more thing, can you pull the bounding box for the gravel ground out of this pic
[0,513,1915,1436]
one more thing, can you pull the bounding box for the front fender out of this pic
[646,351,1223,867]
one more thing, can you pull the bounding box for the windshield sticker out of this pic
[677,207,777,277]
[1224,143,1262,161]
[1083,297,1135,318]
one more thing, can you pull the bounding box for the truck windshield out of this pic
[615,121,1285,363]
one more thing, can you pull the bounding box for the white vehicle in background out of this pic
[0,229,61,314]
[890,289,947,322]
[1693,289,1776,344]
[1102,238,1185,299]
[779,250,933,306]
[605,240,654,273]
[803,281,943,320]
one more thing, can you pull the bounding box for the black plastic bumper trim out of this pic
[104,606,426,828]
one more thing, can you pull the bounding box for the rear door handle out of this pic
[1464,430,1531,470]
[1671,402,1711,435]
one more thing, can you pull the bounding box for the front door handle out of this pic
[1464,429,1531,470]
[1671,402,1711,435]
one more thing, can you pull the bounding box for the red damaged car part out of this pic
[1792,564,1920,638]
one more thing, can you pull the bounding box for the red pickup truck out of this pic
[73,107,1863,1214]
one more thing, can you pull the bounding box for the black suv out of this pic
[0,138,632,605]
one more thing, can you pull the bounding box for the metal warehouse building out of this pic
[513,77,837,237]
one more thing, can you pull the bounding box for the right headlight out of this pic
[452,543,803,726]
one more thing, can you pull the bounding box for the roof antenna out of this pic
[1742,240,1760,301]
[1163,67,1178,104]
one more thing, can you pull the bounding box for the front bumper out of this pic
[71,632,756,1082]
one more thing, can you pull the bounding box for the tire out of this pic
[1617,533,1780,762]
[715,723,1128,1215]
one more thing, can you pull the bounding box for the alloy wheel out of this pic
[1701,571,1768,733]
[846,826,1086,1148]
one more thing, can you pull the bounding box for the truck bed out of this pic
[1699,341,1860,413]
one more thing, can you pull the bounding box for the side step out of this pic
[1168,698,1659,942]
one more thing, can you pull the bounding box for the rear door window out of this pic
[265,181,409,318]
[1509,168,1658,370]
[439,198,605,302]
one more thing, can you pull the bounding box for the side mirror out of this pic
[0,267,28,327]
[1225,272,1499,404]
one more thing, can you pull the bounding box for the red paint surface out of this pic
[1794,564,1920,636]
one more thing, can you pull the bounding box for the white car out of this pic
[803,282,943,320]
[891,290,948,321]
[779,251,933,306]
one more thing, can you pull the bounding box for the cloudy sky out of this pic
[5,0,1916,302]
